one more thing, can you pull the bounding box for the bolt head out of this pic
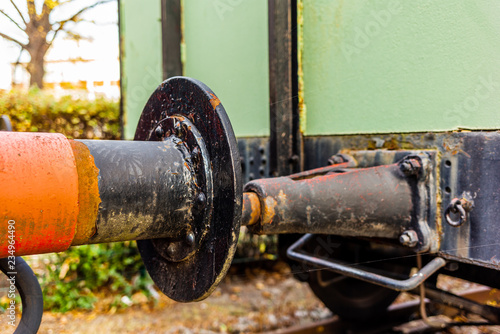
[399,234,410,244]
[399,158,421,176]
[328,155,345,165]
[399,230,418,247]
[166,243,178,257]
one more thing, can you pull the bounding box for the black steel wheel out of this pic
[305,236,412,320]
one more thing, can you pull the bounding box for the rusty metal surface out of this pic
[444,192,475,228]
[422,285,500,323]
[242,192,261,226]
[238,137,271,182]
[147,115,214,263]
[244,153,438,253]
[287,234,446,292]
[245,162,412,239]
[301,133,500,270]
[268,0,302,177]
[0,132,79,257]
[78,139,200,245]
[135,77,242,302]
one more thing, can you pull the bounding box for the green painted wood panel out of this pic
[120,0,163,139]
[302,0,500,135]
[182,0,270,137]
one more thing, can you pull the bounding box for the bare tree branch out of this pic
[0,9,26,32]
[10,0,27,26]
[27,0,37,21]
[53,0,74,7]
[49,0,113,47]
[10,48,24,87]
[53,0,113,26]
[48,23,65,47]
[2,0,116,88]
[0,31,26,48]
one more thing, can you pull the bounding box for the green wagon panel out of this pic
[183,0,270,137]
[120,0,163,139]
[302,0,500,135]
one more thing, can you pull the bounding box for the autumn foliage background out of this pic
[0,88,120,139]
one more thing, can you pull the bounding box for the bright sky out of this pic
[0,0,119,89]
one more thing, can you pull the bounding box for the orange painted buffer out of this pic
[0,132,81,257]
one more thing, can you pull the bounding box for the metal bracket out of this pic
[287,234,446,291]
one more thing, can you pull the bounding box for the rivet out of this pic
[155,126,164,138]
[196,192,206,209]
[186,232,195,246]
[399,230,418,247]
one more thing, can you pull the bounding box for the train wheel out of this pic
[305,236,412,320]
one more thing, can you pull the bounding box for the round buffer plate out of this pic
[135,77,242,302]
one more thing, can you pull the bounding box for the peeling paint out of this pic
[242,192,261,226]
[70,140,101,245]
[297,0,307,134]
[262,196,278,225]
[209,93,221,109]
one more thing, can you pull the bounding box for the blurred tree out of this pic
[0,0,113,89]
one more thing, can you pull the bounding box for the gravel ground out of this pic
[2,262,500,333]
[1,262,332,334]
